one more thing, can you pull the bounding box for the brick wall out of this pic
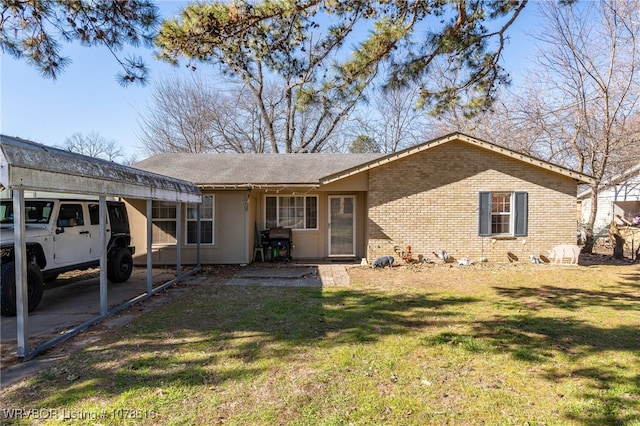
[366,141,578,263]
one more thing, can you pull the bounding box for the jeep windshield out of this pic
[0,200,55,224]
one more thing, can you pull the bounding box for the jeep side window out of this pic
[109,204,127,226]
[0,200,54,223]
[25,201,54,223]
[89,204,100,225]
[90,204,122,226]
[0,202,10,222]
[58,204,85,227]
[39,203,53,223]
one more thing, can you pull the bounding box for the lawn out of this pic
[1,262,639,425]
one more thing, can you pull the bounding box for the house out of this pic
[129,133,594,265]
[578,163,640,240]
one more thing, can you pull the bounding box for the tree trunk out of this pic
[609,221,625,259]
[581,185,599,254]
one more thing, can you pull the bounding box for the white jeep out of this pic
[0,198,135,316]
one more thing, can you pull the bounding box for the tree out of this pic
[348,83,428,153]
[138,73,221,154]
[425,83,579,165]
[61,132,124,162]
[532,0,640,254]
[155,1,529,153]
[349,135,381,153]
[616,114,640,172]
[138,72,348,154]
[156,2,367,153]
[1,0,159,84]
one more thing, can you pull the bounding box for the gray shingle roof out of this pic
[133,153,385,187]
[132,133,595,189]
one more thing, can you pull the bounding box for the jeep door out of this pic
[53,203,92,265]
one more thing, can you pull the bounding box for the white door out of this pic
[328,195,356,257]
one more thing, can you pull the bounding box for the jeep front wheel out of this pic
[107,247,133,283]
[1,262,45,316]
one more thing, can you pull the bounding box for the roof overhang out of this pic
[197,183,320,191]
[578,162,640,199]
[1,135,201,203]
[320,133,596,186]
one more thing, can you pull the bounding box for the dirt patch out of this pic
[579,252,639,266]
[346,252,639,295]
[582,244,639,265]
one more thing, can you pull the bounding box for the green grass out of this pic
[1,264,639,425]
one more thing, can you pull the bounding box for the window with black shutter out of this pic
[478,191,528,237]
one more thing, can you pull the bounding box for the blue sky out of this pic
[0,1,539,161]
[1,1,190,161]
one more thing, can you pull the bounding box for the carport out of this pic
[0,135,202,360]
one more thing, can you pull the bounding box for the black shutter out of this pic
[478,192,491,236]
[514,192,528,236]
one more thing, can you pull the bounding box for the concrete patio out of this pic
[224,264,351,287]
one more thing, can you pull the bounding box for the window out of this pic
[265,195,318,229]
[0,200,54,224]
[89,203,128,227]
[89,204,100,225]
[479,192,527,236]
[109,203,128,227]
[58,204,84,226]
[491,193,511,234]
[152,201,177,245]
[187,195,215,244]
[305,196,318,229]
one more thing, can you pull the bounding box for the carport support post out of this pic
[176,202,182,279]
[13,189,29,358]
[146,199,153,294]
[197,204,201,268]
[99,196,108,316]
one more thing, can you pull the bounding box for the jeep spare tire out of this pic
[1,262,45,316]
[107,247,133,283]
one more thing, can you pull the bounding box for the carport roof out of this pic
[0,135,201,203]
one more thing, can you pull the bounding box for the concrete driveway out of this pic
[1,267,179,352]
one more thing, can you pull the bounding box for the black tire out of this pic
[1,262,44,316]
[107,247,133,283]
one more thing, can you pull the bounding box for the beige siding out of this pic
[126,198,148,264]
[253,190,368,260]
[322,173,369,191]
[366,141,578,263]
[253,191,324,259]
[127,191,250,265]
[214,192,250,263]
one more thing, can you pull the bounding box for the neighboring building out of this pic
[130,133,594,265]
[578,163,640,239]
